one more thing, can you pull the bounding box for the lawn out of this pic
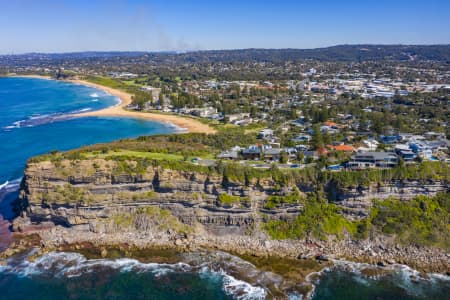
[86,149,185,161]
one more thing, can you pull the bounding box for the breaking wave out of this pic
[1,252,267,299]
[1,108,93,131]
[310,259,450,299]
[199,266,267,299]
[2,252,190,278]
[0,178,21,194]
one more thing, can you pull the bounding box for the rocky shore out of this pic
[1,222,448,299]
[4,219,449,275]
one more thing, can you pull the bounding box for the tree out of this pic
[131,94,147,110]
[158,92,165,106]
[311,124,324,150]
[323,132,332,145]
[296,152,304,163]
[279,151,289,164]
[289,109,298,119]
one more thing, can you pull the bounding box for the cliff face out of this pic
[14,159,301,236]
[14,159,448,234]
[328,180,448,219]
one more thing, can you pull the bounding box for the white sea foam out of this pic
[91,99,99,102]
[90,93,99,98]
[0,181,8,191]
[71,108,92,114]
[221,271,267,300]
[2,251,268,299]
[2,107,97,131]
[199,266,267,300]
[429,273,450,282]
[288,294,303,300]
[2,252,192,280]
[0,178,21,193]
[319,259,450,299]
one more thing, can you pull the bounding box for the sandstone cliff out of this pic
[14,159,302,235]
[14,159,447,231]
[10,158,449,274]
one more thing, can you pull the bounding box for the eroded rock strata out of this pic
[10,158,450,273]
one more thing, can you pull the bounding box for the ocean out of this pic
[0,77,448,299]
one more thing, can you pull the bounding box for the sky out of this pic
[0,0,449,53]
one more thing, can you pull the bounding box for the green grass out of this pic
[121,80,141,87]
[86,149,185,161]
[264,189,305,210]
[218,193,249,207]
[85,149,216,164]
[85,76,128,90]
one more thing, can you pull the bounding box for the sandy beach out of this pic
[8,75,216,134]
[69,79,216,134]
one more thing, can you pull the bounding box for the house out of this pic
[217,150,240,160]
[380,135,401,144]
[323,121,338,128]
[317,147,329,156]
[348,152,398,169]
[234,118,254,126]
[307,68,317,76]
[191,107,218,118]
[374,91,395,98]
[304,151,319,161]
[358,139,380,151]
[227,113,250,123]
[283,147,298,157]
[295,144,310,151]
[293,134,311,143]
[408,141,432,159]
[292,117,308,126]
[328,144,355,152]
[242,145,261,160]
[258,129,274,139]
[397,150,416,161]
[108,72,138,79]
[140,86,161,101]
[395,144,416,161]
[263,148,282,161]
[424,132,445,140]
[320,125,339,134]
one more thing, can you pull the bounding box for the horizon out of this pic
[1,0,450,54]
[3,43,450,56]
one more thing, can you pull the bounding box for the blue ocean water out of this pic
[0,251,268,300]
[311,264,450,300]
[0,77,175,186]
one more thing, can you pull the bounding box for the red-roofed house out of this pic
[327,144,355,152]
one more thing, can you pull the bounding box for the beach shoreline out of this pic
[5,75,216,134]
[70,78,216,134]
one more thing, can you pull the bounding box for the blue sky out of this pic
[0,0,449,53]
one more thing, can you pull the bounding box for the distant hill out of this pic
[1,45,449,65]
[175,45,450,63]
